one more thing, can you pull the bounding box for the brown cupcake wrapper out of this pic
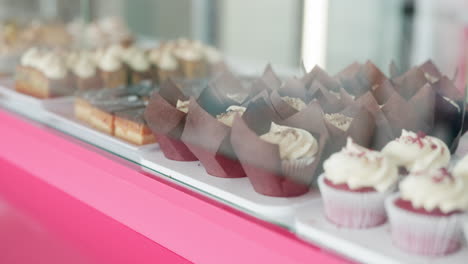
[144,80,197,161]
[181,97,246,178]
[270,90,300,119]
[278,78,307,100]
[301,65,340,91]
[349,91,395,149]
[409,83,436,130]
[231,102,329,197]
[372,79,395,105]
[261,64,282,90]
[419,60,442,81]
[324,105,375,154]
[307,81,344,113]
[382,89,431,135]
[391,67,427,100]
[156,134,198,161]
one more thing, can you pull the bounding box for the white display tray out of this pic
[0,80,71,109]
[295,200,468,264]
[140,148,320,226]
[42,97,155,163]
[0,82,65,123]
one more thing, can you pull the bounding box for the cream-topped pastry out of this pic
[125,49,150,72]
[216,105,246,127]
[158,52,178,71]
[20,47,42,68]
[400,168,468,213]
[281,96,307,111]
[173,46,203,61]
[382,130,450,172]
[324,113,353,131]
[260,123,318,161]
[98,47,123,72]
[72,54,97,78]
[148,48,162,66]
[323,138,398,192]
[37,53,67,79]
[176,100,189,113]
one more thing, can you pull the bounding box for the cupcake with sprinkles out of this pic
[385,168,468,256]
[319,138,398,228]
[382,130,450,174]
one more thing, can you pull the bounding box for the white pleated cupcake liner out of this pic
[281,158,314,185]
[385,193,466,256]
[318,174,395,228]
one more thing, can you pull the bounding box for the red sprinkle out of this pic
[407,131,427,148]
[431,168,453,183]
[430,144,437,149]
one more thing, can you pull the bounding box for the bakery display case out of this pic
[1,1,468,264]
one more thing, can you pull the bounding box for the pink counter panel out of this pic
[0,109,353,264]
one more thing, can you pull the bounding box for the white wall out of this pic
[218,0,302,68]
[325,0,403,74]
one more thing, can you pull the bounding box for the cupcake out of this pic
[173,43,206,79]
[181,99,247,178]
[122,46,152,84]
[382,130,450,174]
[385,168,468,256]
[70,52,102,90]
[144,79,198,161]
[231,101,327,197]
[97,45,127,89]
[319,138,398,228]
[156,51,178,83]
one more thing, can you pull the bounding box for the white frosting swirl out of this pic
[173,46,203,61]
[216,105,246,127]
[158,52,178,70]
[124,48,150,72]
[453,155,468,181]
[281,96,307,111]
[324,138,398,192]
[400,168,468,213]
[72,54,97,78]
[176,100,189,113]
[382,130,450,172]
[37,53,68,79]
[98,46,123,72]
[148,48,162,65]
[260,123,318,161]
[21,47,42,67]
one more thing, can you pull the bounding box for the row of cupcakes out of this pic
[15,39,223,98]
[143,59,465,198]
[320,135,468,257]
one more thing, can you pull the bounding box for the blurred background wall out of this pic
[1,0,468,78]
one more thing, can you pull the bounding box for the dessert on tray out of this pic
[74,84,155,145]
[148,38,223,82]
[15,48,73,98]
[319,138,398,228]
[382,130,450,174]
[385,168,468,256]
[144,79,198,161]
[113,107,156,145]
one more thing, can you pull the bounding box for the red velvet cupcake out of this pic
[319,138,398,228]
[385,168,468,256]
